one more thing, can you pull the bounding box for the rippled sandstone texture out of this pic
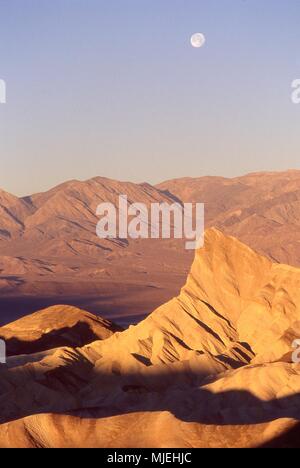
[0,229,300,448]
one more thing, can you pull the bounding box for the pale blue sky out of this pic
[0,0,300,195]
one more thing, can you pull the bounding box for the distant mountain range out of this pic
[0,170,299,324]
[158,169,300,266]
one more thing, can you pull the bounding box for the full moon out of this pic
[191,33,206,48]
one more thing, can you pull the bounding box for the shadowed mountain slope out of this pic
[157,170,300,266]
[0,305,122,356]
[0,170,299,326]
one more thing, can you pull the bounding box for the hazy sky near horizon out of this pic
[0,0,300,196]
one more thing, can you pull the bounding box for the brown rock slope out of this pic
[0,178,190,322]
[157,170,300,266]
[0,189,34,241]
[1,170,299,324]
[0,229,300,448]
[0,305,121,356]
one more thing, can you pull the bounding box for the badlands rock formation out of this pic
[0,170,299,324]
[0,229,299,448]
[0,305,122,356]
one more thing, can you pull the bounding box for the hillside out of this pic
[0,229,299,448]
[0,170,299,325]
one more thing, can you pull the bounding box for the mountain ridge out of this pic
[0,228,300,447]
[0,170,299,326]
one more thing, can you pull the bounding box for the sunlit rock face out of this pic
[0,228,300,448]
